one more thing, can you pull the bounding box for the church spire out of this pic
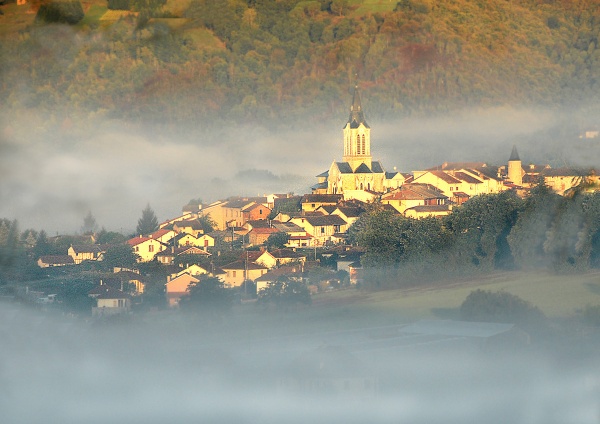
[509,145,520,161]
[348,85,369,129]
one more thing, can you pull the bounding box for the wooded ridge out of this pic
[1,0,600,130]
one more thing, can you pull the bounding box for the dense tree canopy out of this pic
[3,0,600,130]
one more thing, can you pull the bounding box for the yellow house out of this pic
[301,194,342,212]
[220,261,268,287]
[165,273,200,307]
[68,245,105,264]
[244,250,277,269]
[126,236,165,262]
[173,219,206,237]
[172,264,210,278]
[89,285,131,316]
[381,184,448,214]
[149,228,176,244]
[289,215,348,246]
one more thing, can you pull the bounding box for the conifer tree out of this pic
[136,204,159,236]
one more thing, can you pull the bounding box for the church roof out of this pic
[354,163,372,174]
[371,161,384,173]
[335,162,354,174]
[346,85,370,129]
[509,145,520,161]
[316,170,329,178]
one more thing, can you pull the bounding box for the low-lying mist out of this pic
[1,302,598,424]
[1,105,598,234]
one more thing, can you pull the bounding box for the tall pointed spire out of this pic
[509,145,520,161]
[347,84,369,129]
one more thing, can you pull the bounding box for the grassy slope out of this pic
[311,271,600,322]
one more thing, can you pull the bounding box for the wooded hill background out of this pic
[1,0,600,131]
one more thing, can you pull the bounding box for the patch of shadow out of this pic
[584,283,600,295]
[431,307,460,319]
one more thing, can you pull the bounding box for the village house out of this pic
[330,206,364,227]
[247,227,280,246]
[89,285,131,316]
[37,255,75,268]
[165,273,200,307]
[126,236,166,262]
[242,202,272,222]
[154,246,210,266]
[172,264,210,278]
[68,244,105,264]
[220,260,268,287]
[271,221,313,248]
[243,250,278,269]
[289,215,348,246]
[173,218,206,238]
[301,194,343,212]
[173,232,214,249]
[269,248,307,267]
[158,211,196,229]
[149,228,177,244]
[255,264,304,292]
[113,270,147,294]
[381,184,448,215]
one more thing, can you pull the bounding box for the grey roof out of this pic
[371,161,384,173]
[311,181,328,190]
[509,145,520,161]
[301,194,342,204]
[354,163,372,174]
[272,222,305,233]
[316,170,329,178]
[303,215,347,227]
[335,162,354,174]
[346,85,370,129]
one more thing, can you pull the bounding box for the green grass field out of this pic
[309,271,600,323]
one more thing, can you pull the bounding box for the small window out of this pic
[149,244,154,252]
[233,271,236,278]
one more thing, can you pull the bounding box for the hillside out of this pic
[1,0,600,131]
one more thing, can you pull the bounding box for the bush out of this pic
[35,0,84,25]
[460,289,545,326]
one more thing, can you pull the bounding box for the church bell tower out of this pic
[342,85,372,172]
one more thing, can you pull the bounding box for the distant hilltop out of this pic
[2,0,600,126]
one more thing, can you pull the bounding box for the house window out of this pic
[450,187,453,191]
[149,244,154,252]
[321,227,325,234]
[233,271,236,278]
[259,209,263,215]
[135,246,139,252]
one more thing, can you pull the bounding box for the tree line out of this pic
[349,182,600,289]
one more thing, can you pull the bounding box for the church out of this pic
[313,86,403,199]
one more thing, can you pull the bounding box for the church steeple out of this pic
[343,85,372,171]
[508,145,523,186]
[509,145,520,161]
[348,85,369,129]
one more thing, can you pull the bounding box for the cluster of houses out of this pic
[34,86,600,315]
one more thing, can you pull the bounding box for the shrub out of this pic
[460,289,545,326]
[35,0,84,25]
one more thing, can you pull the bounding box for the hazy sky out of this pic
[1,99,598,234]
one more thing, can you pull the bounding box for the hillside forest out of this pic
[2,0,600,133]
